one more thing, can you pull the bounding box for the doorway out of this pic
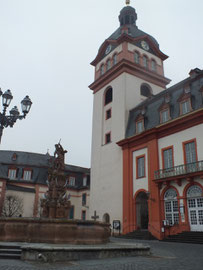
[136,192,149,229]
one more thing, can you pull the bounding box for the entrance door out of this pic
[187,185,203,232]
[136,192,148,230]
[188,198,203,231]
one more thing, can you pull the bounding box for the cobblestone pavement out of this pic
[0,238,203,270]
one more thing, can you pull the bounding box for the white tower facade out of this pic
[89,5,170,228]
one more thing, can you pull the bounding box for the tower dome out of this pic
[119,6,137,26]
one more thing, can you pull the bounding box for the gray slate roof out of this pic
[126,69,203,138]
[108,24,159,48]
[0,150,90,189]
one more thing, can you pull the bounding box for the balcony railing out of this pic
[154,160,203,180]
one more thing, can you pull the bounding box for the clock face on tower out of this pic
[105,44,112,55]
[141,40,149,51]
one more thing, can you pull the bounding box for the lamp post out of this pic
[0,88,32,144]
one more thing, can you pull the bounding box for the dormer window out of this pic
[134,52,140,64]
[178,90,192,116]
[8,168,17,180]
[83,176,87,187]
[181,100,190,115]
[136,120,144,133]
[135,113,145,134]
[143,56,148,69]
[69,176,75,186]
[100,64,104,76]
[23,169,32,181]
[151,60,157,72]
[160,109,170,123]
[159,101,171,124]
[106,59,111,71]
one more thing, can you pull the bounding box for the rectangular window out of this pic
[23,170,32,180]
[82,210,86,221]
[105,132,111,144]
[165,200,179,225]
[136,155,145,178]
[184,141,197,164]
[106,108,112,120]
[161,109,169,123]
[83,176,87,186]
[181,100,190,115]
[163,148,173,169]
[136,120,144,133]
[82,193,86,206]
[69,176,75,186]
[8,169,17,180]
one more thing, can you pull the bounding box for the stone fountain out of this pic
[0,143,110,245]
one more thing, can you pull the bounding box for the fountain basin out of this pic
[0,218,110,245]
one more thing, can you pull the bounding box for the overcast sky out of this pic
[0,0,202,168]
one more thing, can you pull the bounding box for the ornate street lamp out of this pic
[0,88,32,144]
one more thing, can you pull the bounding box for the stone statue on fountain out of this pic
[41,143,71,219]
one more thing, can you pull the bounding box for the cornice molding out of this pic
[91,33,168,66]
[117,108,203,148]
[89,59,171,93]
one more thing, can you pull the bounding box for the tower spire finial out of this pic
[126,0,130,5]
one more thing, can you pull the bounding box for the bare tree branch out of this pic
[1,195,23,217]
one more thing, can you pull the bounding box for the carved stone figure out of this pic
[41,143,71,219]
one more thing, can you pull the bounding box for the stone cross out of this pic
[91,210,99,221]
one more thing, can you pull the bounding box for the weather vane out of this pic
[126,0,130,5]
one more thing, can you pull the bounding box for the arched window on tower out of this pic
[100,64,104,76]
[106,59,111,71]
[104,87,113,105]
[140,84,152,98]
[143,56,148,69]
[134,52,140,64]
[151,60,157,72]
[113,54,117,66]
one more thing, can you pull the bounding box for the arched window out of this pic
[100,64,104,76]
[187,185,203,230]
[106,59,111,71]
[143,56,148,69]
[104,87,113,105]
[134,52,140,64]
[187,185,202,198]
[151,60,157,72]
[164,188,179,225]
[113,54,117,66]
[140,84,152,97]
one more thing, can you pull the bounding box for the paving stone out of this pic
[0,238,203,269]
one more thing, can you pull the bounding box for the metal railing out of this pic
[154,160,203,180]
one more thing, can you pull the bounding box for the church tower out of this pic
[89,2,170,228]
